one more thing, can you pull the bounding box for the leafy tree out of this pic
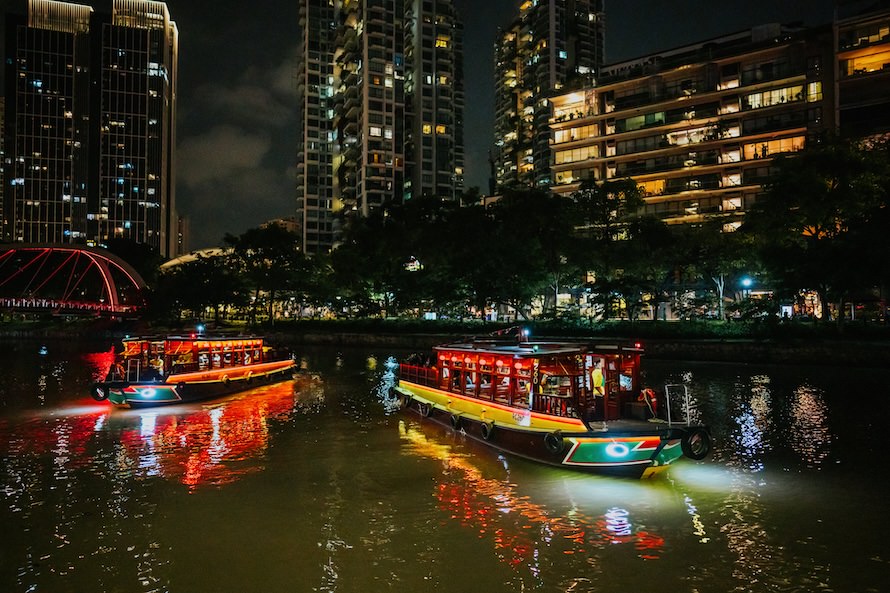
[570,178,650,319]
[742,136,890,323]
[675,223,752,320]
[153,252,247,323]
[224,223,306,325]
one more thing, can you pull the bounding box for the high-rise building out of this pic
[547,23,835,229]
[404,0,464,202]
[296,0,464,254]
[2,0,178,257]
[493,0,604,190]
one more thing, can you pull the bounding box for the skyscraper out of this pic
[2,0,178,257]
[296,0,464,254]
[493,0,604,190]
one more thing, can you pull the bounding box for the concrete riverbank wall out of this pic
[4,327,890,368]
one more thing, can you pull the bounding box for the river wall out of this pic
[275,331,890,368]
[4,327,889,368]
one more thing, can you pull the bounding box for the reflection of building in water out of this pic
[398,420,664,572]
[789,385,831,469]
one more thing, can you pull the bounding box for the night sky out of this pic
[163,0,835,249]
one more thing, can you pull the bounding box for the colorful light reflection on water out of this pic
[2,344,889,593]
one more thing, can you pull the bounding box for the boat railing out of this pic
[663,384,692,426]
[532,392,574,417]
[399,363,439,388]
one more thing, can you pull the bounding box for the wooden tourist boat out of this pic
[90,335,296,408]
[395,333,712,478]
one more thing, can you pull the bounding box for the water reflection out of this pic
[109,378,323,491]
[789,384,831,469]
[398,420,669,577]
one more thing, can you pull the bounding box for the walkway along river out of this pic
[1,338,888,592]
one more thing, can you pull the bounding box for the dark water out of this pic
[1,339,889,593]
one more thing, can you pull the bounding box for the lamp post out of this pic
[740,276,753,299]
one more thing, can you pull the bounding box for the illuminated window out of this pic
[435,36,449,48]
[438,75,448,84]
[807,81,822,102]
[422,124,432,134]
[369,126,382,137]
[435,124,446,134]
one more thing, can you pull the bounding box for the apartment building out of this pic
[835,4,890,137]
[548,23,834,228]
[2,0,178,256]
[494,0,604,190]
[296,0,464,254]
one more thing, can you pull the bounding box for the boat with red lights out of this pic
[395,331,711,478]
[90,335,296,408]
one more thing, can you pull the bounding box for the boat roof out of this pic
[434,337,643,358]
[122,335,265,344]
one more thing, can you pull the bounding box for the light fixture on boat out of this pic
[139,388,157,398]
[606,442,630,457]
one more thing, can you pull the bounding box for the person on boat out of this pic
[586,359,607,422]
[590,359,605,396]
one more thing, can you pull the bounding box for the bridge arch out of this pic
[0,244,148,316]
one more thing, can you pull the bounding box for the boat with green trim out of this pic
[90,335,296,408]
[395,332,711,478]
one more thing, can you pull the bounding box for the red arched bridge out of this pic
[0,245,148,316]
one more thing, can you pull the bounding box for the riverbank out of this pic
[3,318,890,367]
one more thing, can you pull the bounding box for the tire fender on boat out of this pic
[450,414,461,430]
[480,421,495,441]
[245,371,253,383]
[91,384,108,401]
[544,431,563,454]
[681,427,712,460]
[422,402,434,417]
[222,375,231,387]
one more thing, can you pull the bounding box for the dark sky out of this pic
[164,0,835,249]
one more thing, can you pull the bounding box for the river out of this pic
[1,338,888,592]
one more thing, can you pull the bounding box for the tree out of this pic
[224,223,306,325]
[742,136,890,323]
[571,178,652,319]
[676,223,751,320]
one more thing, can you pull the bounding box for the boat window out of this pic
[212,353,221,368]
[224,352,232,366]
[479,373,493,400]
[464,371,477,396]
[512,379,530,408]
[198,352,209,370]
[439,367,451,390]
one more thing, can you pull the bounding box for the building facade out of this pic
[2,0,178,256]
[548,24,835,228]
[493,0,604,190]
[835,3,890,137]
[296,0,464,255]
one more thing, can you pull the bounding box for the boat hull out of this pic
[396,381,693,479]
[95,359,296,408]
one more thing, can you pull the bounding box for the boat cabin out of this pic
[113,336,268,381]
[400,339,643,421]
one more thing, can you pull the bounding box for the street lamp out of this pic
[740,276,753,299]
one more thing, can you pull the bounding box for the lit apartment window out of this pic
[370,126,382,137]
[435,124,446,134]
[422,124,432,134]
